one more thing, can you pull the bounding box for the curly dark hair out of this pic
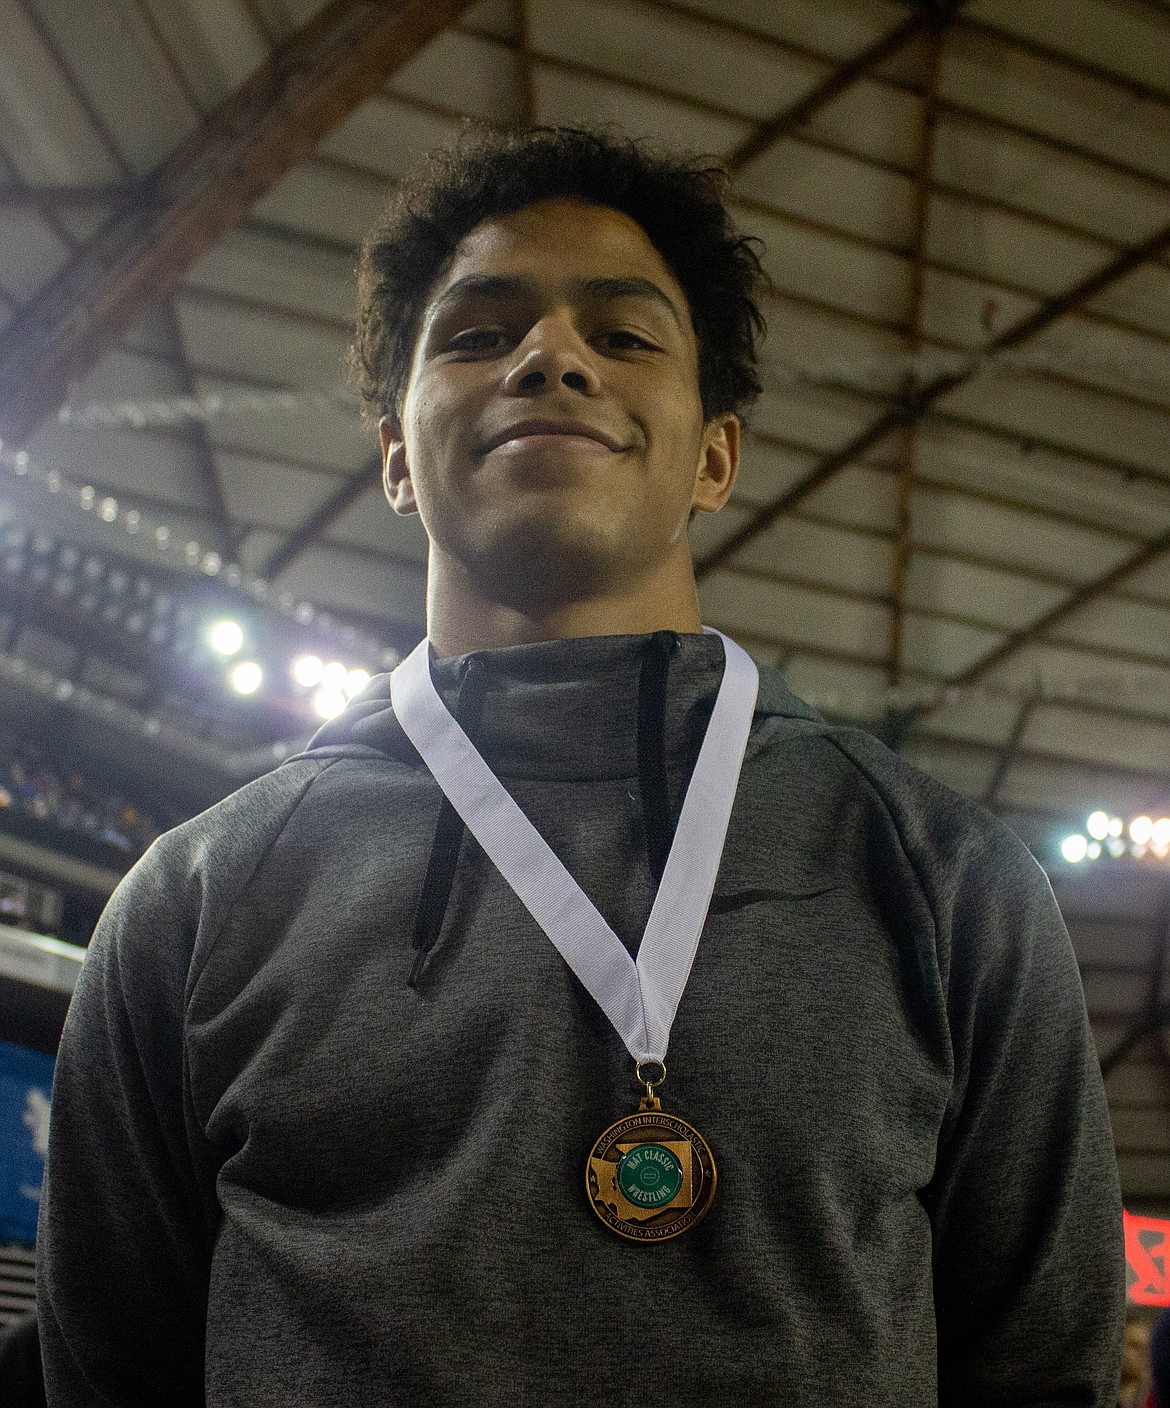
[351,126,767,427]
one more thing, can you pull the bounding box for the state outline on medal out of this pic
[586,1093,717,1243]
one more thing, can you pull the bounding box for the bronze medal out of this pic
[586,1064,716,1242]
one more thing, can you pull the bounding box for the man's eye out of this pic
[446,328,507,353]
[598,330,657,351]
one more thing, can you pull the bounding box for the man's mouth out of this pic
[480,419,628,456]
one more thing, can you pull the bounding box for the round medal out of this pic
[586,1094,716,1242]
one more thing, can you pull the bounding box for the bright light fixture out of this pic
[1108,816,1124,838]
[1061,835,1088,863]
[208,620,244,656]
[321,661,349,691]
[292,654,324,688]
[1086,811,1110,841]
[345,668,371,698]
[229,661,262,695]
[1132,816,1154,845]
[312,686,347,720]
[1087,841,1102,859]
[1155,819,1170,847]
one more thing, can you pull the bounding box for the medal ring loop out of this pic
[635,1059,666,1095]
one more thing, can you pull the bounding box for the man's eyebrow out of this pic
[575,276,685,329]
[426,273,685,329]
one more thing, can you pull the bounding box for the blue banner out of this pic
[0,1039,55,1246]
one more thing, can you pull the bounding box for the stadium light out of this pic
[208,620,244,656]
[229,661,262,695]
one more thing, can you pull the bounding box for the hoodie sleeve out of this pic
[36,835,213,1406]
[36,760,325,1406]
[916,806,1125,1405]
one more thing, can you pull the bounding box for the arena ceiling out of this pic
[2,0,1170,1210]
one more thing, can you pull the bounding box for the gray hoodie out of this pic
[37,631,1124,1405]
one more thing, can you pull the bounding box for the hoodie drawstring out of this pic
[408,656,487,988]
[408,633,678,986]
[636,631,678,886]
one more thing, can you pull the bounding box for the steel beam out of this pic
[725,1,970,174]
[0,0,477,446]
[261,458,380,581]
[889,23,942,692]
[697,214,1170,579]
[941,523,1170,695]
[163,306,237,561]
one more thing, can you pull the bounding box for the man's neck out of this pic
[425,545,705,658]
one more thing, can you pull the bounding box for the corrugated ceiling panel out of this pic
[898,612,1002,677]
[918,265,1038,351]
[1025,701,1170,774]
[939,112,1170,247]
[1072,915,1156,971]
[943,23,1170,189]
[687,503,755,562]
[1045,315,1170,412]
[735,514,891,597]
[751,382,881,456]
[915,690,1025,750]
[535,65,747,154]
[460,0,516,39]
[174,297,350,392]
[389,28,520,126]
[911,483,1128,583]
[249,160,389,250]
[681,0,902,62]
[0,210,70,305]
[700,568,890,657]
[795,463,899,537]
[966,0,1170,101]
[1047,595,1170,662]
[988,749,1153,819]
[802,79,920,172]
[214,453,342,534]
[140,0,268,109]
[906,554,1067,633]
[735,201,912,326]
[317,97,458,183]
[185,227,356,326]
[1124,556,1170,606]
[530,0,814,124]
[927,196,1114,300]
[0,0,122,184]
[1088,262,1170,346]
[737,140,915,250]
[983,642,1170,720]
[275,543,427,625]
[25,421,213,516]
[940,374,1170,480]
[24,0,196,174]
[732,439,820,508]
[198,393,373,479]
[913,422,1170,539]
[326,495,429,567]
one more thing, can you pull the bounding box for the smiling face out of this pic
[381,197,738,617]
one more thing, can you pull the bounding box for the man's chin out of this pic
[460,517,622,613]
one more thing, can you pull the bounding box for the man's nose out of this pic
[502,315,602,397]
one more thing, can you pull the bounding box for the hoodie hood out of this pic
[299,630,821,780]
[294,629,824,988]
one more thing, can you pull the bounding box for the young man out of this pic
[38,128,1124,1404]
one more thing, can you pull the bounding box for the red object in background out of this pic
[1126,1208,1170,1305]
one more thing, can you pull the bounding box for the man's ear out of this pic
[379,414,418,516]
[691,414,740,515]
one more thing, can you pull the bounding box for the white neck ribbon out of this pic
[390,628,759,1063]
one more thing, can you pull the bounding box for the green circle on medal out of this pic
[617,1143,684,1210]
